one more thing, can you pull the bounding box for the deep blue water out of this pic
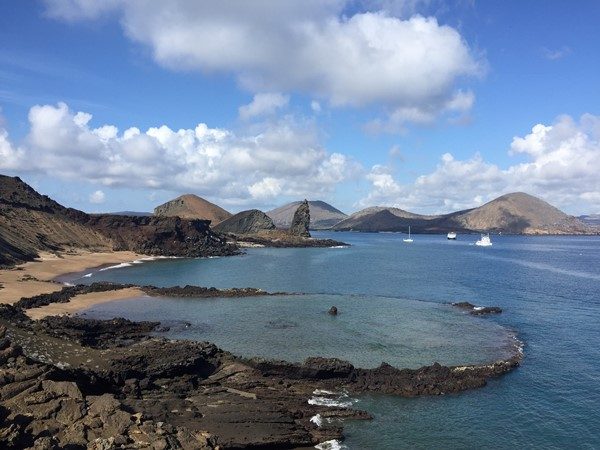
[75,232,600,449]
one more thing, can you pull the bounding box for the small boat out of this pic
[403,226,413,243]
[475,233,492,247]
[447,232,457,240]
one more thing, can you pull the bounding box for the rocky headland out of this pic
[267,200,348,230]
[0,176,238,268]
[216,200,349,248]
[0,284,522,449]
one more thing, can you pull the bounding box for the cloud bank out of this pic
[1,106,598,214]
[43,0,482,127]
[361,114,600,214]
[0,102,360,206]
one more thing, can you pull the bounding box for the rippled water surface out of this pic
[77,232,600,449]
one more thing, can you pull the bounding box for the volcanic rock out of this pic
[452,302,503,316]
[154,194,232,224]
[289,200,311,237]
[267,200,348,230]
[0,175,238,267]
[213,209,276,234]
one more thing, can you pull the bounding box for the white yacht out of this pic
[447,231,457,240]
[475,233,492,247]
[403,226,413,243]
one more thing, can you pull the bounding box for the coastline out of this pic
[0,250,143,315]
[0,255,525,448]
[25,287,147,320]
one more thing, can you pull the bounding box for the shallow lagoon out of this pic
[78,232,600,449]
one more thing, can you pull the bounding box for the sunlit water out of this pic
[74,232,600,449]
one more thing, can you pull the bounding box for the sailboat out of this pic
[403,226,413,243]
[447,231,457,240]
[475,233,492,247]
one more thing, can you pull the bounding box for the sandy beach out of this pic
[0,250,145,317]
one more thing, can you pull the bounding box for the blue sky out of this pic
[1,0,599,215]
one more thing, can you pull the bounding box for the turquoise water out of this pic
[82,293,516,369]
[76,232,600,448]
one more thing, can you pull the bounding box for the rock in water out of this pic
[328,306,338,315]
[289,200,311,237]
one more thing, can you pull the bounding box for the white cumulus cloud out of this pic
[89,190,105,204]
[360,114,600,214]
[238,93,289,121]
[43,0,483,128]
[0,102,360,206]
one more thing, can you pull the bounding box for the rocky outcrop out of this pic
[0,326,217,449]
[0,317,360,448]
[144,285,282,298]
[452,302,503,316]
[0,176,112,267]
[267,200,348,230]
[0,175,238,267]
[230,232,348,248]
[214,203,348,247]
[13,282,286,312]
[14,283,135,310]
[154,194,232,224]
[213,209,276,234]
[78,214,238,258]
[289,200,311,237]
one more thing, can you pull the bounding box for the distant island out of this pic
[331,192,595,235]
[120,190,597,236]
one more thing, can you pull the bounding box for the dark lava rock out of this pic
[289,200,311,237]
[452,301,503,316]
[36,316,159,349]
[0,287,522,449]
[0,325,218,449]
[328,306,338,315]
[213,209,276,234]
[143,284,277,298]
[233,234,349,248]
[15,282,133,309]
[79,213,239,258]
[248,356,355,380]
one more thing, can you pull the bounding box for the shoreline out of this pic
[25,287,147,320]
[0,263,524,448]
[0,250,144,316]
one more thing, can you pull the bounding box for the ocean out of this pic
[73,232,600,449]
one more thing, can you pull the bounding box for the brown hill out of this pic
[0,175,237,267]
[154,194,232,224]
[213,209,276,235]
[332,192,593,235]
[0,176,112,266]
[448,192,590,234]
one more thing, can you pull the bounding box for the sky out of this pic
[0,0,599,215]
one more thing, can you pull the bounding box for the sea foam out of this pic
[310,414,323,427]
[99,262,133,271]
[314,439,347,450]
